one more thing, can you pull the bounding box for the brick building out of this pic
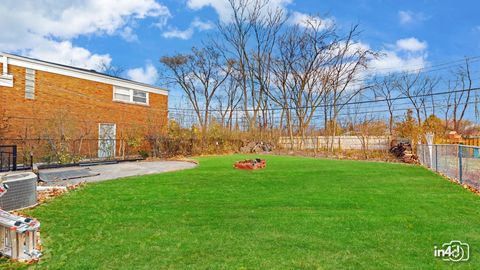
[0,53,168,163]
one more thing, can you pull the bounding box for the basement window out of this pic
[113,86,149,105]
[25,68,35,100]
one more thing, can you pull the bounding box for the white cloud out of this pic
[162,28,195,40]
[0,0,170,69]
[289,12,334,30]
[162,18,214,40]
[191,18,215,31]
[398,10,428,25]
[127,63,159,84]
[368,38,428,74]
[369,51,427,74]
[398,10,414,24]
[348,42,371,56]
[119,26,139,42]
[395,37,427,52]
[187,0,292,23]
[4,0,171,39]
[27,41,112,70]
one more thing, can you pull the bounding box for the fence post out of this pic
[458,145,463,184]
[422,144,426,165]
[435,144,438,172]
[30,152,34,170]
[12,146,17,171]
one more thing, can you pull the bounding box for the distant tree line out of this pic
[160,0,480,150]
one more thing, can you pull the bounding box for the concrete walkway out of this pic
[38,160,197,186]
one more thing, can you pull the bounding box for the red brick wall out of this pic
[0,64,168,161]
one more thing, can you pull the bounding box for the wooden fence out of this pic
[435,138,480,147]
[464,138,480,147]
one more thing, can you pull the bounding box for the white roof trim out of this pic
[0,53,168,96]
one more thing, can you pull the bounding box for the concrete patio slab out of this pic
[38,160,197,186]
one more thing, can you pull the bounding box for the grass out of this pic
[4,155,480,269]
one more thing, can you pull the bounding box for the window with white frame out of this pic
[113,86,149,105]
[25,68,35,99]
[132,90,147,103]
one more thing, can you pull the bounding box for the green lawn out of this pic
[6,155,480,269]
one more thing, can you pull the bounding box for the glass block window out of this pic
[25,68,35,100]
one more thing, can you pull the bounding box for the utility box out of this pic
[0,172,37,211]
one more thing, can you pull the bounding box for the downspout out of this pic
[2,55,7,75]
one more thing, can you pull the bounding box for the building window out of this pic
[25,68,35,99]
[113,86,149,105]
[132,90,147,103]
[113,87,131,102]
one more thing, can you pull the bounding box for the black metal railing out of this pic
[0,145,17,172]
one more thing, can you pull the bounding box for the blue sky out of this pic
[1,0,480,102]
[75,0,480,70]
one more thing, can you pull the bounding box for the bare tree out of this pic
[342,95,387,158]
[395,72,438,126]
[160,46,233,137]
[97,61,125,77]
[445,58,474,131]
[266,16,339,149]
[214,74,243,130]
[268,37,295,148]
[373,74,399,136]
[216,0,286,132]
[475,93,480,123]
[326,25,373,151]
[444,79,457,131]
[352,115,387,159]
[288,23,335,148]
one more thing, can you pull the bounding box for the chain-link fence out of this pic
[417,144,480,189]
